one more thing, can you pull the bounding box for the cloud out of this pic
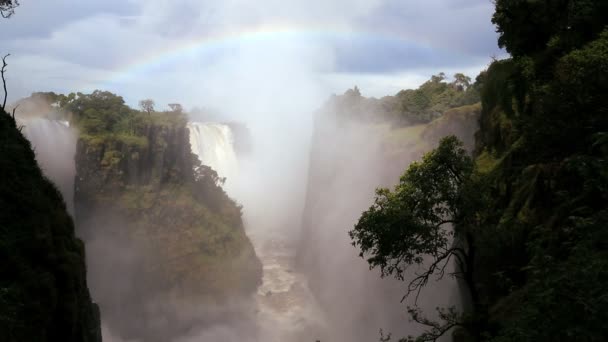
[3,0,503,105]
[360,0,502,56]
[1,0,140,40]
[332,35,486,73]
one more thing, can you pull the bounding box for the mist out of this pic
[8,1,497,342]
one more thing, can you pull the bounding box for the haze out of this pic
[4,1,502,342]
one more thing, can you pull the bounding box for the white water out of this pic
[21,118,77,214]
[188,122,327,342]
[187,122,239,190]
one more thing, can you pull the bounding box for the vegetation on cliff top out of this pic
[326,72,481,125]
[64,90,261,341]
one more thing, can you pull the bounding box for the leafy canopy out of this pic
[350,136,473,284]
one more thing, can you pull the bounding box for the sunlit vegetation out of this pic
[15,90,262,340]
[327,72,481,125]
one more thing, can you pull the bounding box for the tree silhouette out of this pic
[0,0,19,18]
[138,99,155,115]
[350,136,485,341]
[168,103,183,113]
[1,54,9,110]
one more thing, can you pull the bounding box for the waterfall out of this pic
[187,122,238,188]
[21,118,77,214]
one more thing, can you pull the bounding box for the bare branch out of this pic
[1,53,9,110]
[401,247,464,305]
[407,306,464,342]
[11,103,18,119]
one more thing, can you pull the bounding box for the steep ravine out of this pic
[190,122,328,342]
[297,103,481,341]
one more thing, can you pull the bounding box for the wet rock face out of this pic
[73,120,262,342]
[296,105,481,341]
[0,112,101,342]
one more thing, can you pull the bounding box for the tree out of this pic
[452,73,471,91]
[350,136,483,341]
[138,99,155,115]
[345,85,361,98]
[168,103,183,113]
[430,72,446,83]
[66,90,132,133]
[0,0,19,18]
[492,0,608,57]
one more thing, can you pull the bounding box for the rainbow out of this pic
[100,23,466,87]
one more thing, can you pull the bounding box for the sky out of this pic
[1,0,504,110]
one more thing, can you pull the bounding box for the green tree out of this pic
[430,72,446,83]
[492,0,608,57]
[452,73,471,91]
[350,136,484,341]
[66,90,133,133]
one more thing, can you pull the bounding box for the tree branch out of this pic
[1,53,9,110]
[0,0,19,19]
[407,306,465,342]
[401,246,466,305]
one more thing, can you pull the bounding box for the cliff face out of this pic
[297,102,480,341]
[0,111,101,342]
[74,117,262,341]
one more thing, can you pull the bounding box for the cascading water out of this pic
[21,118,77,214]
[188,122,327,342]
[187,122,239,189]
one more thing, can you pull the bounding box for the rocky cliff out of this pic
[297,95,481,340]
[73,109,262,341]
[0,110,101,342]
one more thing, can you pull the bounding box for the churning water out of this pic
[188,122,327,342]
[188,122,239,190]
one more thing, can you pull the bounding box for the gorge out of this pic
[3,2,607,340]
[14,82,481,342]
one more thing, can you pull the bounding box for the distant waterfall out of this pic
[21,118,77,214]
[187,122,238,187]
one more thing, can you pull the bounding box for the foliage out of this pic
[353,2,608,341]
[473,5,608,342]
[493,0,608,57]
[326,73,481,125]
[350,136,483,340]
[350,136,472,281]
[138,98,155,114]
[70,96,261,340]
